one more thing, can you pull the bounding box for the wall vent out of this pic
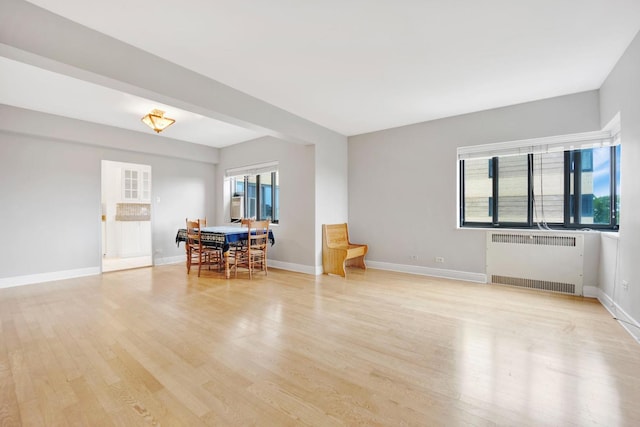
[491,275,576,295]
[491,233,576,247]
[487,231,584,296]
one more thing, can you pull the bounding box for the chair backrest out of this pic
[186,219,201,246]
[250,220,270,249]
[323,223,350,248]
[186,217,206,227]
[241,219,270,249]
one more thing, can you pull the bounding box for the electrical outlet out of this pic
[409,255,418,261]
[435,256,445,263]
[622,280,629,290]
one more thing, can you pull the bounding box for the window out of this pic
[532,152,564,224]
[458,130,620,230]
[462,158,493,223]
[497,155,529,224]
[567,146,618,226]
[226,162,279,223]
[615,145,621,226]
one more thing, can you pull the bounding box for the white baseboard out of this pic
[367,261,487,283]
[268,260,319,275]
[598,288,615,314]
[0,267,101,289]
[597,289,640,343]
[154,255,186,266]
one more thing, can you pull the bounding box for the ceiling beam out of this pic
[0,0,346,147]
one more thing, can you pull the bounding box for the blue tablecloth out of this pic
[175,226,275,252]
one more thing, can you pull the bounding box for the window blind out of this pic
[457,129,620,161]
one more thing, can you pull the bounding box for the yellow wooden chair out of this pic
[233,219,270,279]
[186,218,222,276]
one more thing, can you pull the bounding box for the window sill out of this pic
[457,226,609,234]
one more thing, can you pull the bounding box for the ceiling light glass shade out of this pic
[141,109,175,133]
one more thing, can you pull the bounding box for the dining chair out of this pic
[186,218,222,276]
[184,217,199,268]
[233,218,270,279]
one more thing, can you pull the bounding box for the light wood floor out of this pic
[1,265,639,426]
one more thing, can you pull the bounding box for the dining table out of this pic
[175,225,275,278]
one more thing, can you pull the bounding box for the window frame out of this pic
[230,170,279,224]
[459,146,619,230]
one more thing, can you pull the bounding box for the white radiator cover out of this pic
[486,231,584,295]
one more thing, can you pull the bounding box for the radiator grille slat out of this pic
[491,233,576,247]
[491,275,576,295]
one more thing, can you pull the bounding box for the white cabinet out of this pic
[117,166,151,257]
[116,221,151,257]
[122,167,151,202]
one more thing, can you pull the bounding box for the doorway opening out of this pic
[101,160,152,272]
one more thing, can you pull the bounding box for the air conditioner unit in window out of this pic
[231,196,243,220]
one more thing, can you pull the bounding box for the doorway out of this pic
[101,160,153,272]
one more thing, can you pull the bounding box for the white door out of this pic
[101,160,153,272]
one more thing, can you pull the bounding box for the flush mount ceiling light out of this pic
[141,109,175,133]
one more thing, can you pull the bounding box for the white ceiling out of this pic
[3,0,640,146]
[0,56,267,147]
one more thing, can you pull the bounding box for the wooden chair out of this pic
[184,217,207,260]
[322,223,368,277]
[184,217,202,267]
[233,219,270,279]
[186,218,222,276]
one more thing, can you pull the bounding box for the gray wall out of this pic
[0,107,216,282]
[348,91,601,279]
[0,106,346,281]
[1,0,350,280]
[600,29,640,336]
[314,139,349,270]
[0,132,101,276]
[217,136,317,271]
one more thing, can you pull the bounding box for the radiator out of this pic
[486,231,584,295]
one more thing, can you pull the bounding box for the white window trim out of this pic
[225,161,278,178]
[457,130,619,161]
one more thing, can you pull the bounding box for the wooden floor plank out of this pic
[0,265,639,426]
[0,377,22,427]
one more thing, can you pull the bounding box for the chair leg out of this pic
[234,252,239,278]
[263,254,268,275]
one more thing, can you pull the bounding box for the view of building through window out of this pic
[497,155,529,223]
[462,158,492,222]
[533,152,564,224]
[231,171,279,223]
[461,146,620,229]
